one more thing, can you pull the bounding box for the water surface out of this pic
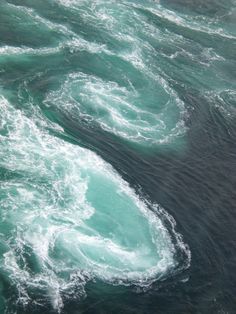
[0,0,236,313]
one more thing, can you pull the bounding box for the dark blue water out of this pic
[0,0,236,313]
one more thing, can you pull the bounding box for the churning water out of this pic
[0,0,235,313]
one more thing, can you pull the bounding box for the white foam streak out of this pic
[4,3,112,57]
[131,3,236,39]
[0,45,60,56]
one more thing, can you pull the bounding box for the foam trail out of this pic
[0,96,190,311]
[0,45,60,56]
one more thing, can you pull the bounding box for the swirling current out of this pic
[0,0,236,313]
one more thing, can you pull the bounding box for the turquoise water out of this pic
[0,0,236,313]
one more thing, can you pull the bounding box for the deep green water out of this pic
[0,0,236,313]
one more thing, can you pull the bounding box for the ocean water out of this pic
[0,0,235,313]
